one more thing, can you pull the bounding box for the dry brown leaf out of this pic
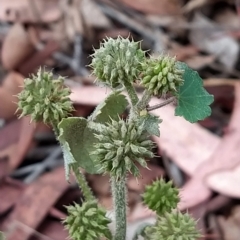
[168,44,199,62]
[128,202,156,222]
[0,72,24,120]
[81,0,111,29]
[9,116,36,170]
[88,174,111,196]
[185,55,215,70]
[213,8,239,29]
[178,83,240,210]
[0,0,61,23]
[206,164,240,198]
[0,117,36,178]
[128,163,164,192]
[183,0,213,12]
[121,0,183,15]
[150,97,220,176]
[1,23,35,70]
[189,13,239,69]
[2,167,68,240]
[217,206,240,240]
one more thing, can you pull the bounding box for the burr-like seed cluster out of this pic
[141,56,184,96]
[17,68,73,124]
[142,178,179,215]
[90,36,146,88]
[63,201,112,240]
[93,119,154,178]
[149,211,201,240]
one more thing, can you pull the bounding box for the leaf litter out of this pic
[0,0,240,239]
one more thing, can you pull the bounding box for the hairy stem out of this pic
[124,81,139,106]
[111,175,127,240]
[147,96,176,111]
[137,90,152,111]
[72,163,95,201]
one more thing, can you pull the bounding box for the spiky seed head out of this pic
[146,211,201,240]
[63,201,112,240]
[17,68,73,125]
[93,118,154,179]
[141,55,184,96]
[90,36,146,88]
[142,178,179,215]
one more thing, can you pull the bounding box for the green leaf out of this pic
[58,92,128,178]
[58,117,102,177]
[0,232,5,240]
[175,62,214,123]
[88,91,128,123]
[139,112,162,137]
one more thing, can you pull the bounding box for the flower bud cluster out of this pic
[142,178,179,215]
[141,56,184,96]
[17,68,73,124]
[63,201,112,240]
[90,36,145,88]
[93,119,154,178]
[149,211,201,240]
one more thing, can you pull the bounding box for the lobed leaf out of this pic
[175,62,214,123]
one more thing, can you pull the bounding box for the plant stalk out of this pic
[137,90,152,111]
[124,81,139,106]
[72,163,95,201]
[147,96,176,111]
[111,175,127,240]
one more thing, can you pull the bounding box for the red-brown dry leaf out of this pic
[1,166,69,240]
[150,97,220,176]
[9,116,36,171]
[168,44,199,62]
[0,178,25,215]
[0,71,24,120]
[185,55,215,70]
[206,164,240,198]
[88,174,111,197]
[128,163,165,192]
[30,218,68,240]
[0,0,61,23]
[178,83,240,210]
[1,23,35,70]
[217,206,240,240]
[18,40,60,77]
[0,117,36,177]
[128,202,156,222]
[121,0,183,15]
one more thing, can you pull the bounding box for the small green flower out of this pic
[17,68,73,125]
[92,118,154,178]
[148,211,201,240]
[141,55,184,96]
[142,178,179,215]
[90,36,146,88]
[63,201,112,240]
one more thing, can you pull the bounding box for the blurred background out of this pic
[0,0,240,239]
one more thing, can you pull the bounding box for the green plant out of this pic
[17,36,214,240]
[0,232,5,240]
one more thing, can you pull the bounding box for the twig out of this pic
[147,97,175,111]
